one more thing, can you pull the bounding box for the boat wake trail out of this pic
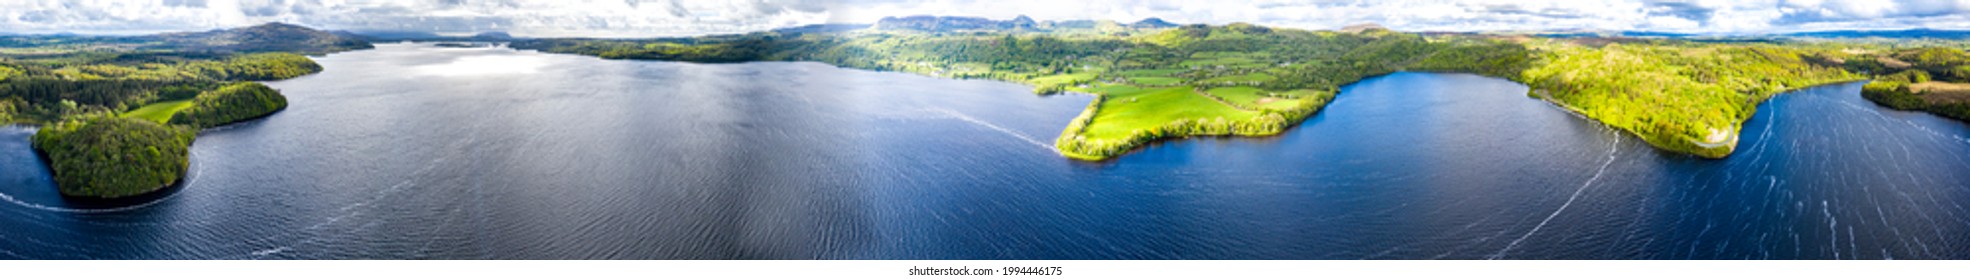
[236,121,476,259]
[251,246,290,257]
[915,108,1056,151]
[0,148,203,213]
[1490,129,1622,259]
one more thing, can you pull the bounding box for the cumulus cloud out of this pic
[1775,0,1970,24]
[2,0,1968,37]
[0,0,830,37]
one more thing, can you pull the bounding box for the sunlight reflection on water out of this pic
[413,54,548,77]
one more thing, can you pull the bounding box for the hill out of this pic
[515,19,1870,161]
[31,116,195,199]
[1131,18,1179,29]
[875,15,1031,32]
[142,22,373,54]
[1780,28,1970,39]
[770,24,872,34]
[871,15,1168,33]
[337,30,443,41]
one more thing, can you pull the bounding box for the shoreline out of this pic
[1534,79,1869,159]
[31,130,190,200]
[512,42,1875,161]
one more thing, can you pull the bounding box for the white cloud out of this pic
[0,0,830,36]
[2,0,1969,37]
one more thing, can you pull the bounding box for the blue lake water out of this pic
[2,44,1968,259]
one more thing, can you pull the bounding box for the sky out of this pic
[3,0,1970,37]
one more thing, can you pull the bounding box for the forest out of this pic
[30,116,195,198]
[518,23,1530,159]
[0,52,316,124]
[1519,41,1861,157]
[1850,47,1970,121]
[2,23,358,198]
[518,20,1887,160]
[169,82,289,128]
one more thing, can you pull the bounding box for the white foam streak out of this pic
[896,108,1056,152]
[1491,128,1622,259]
[0,148,202,213]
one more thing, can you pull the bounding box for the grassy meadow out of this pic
[121,99,194,123]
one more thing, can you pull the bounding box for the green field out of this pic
[1205,86,1305,110]
[518,22,1887,161]
[120,100,194,123]
[1181,52,1270,68]
[1081,85,1256,139]
[1,23,350,198]
[1118,68,1187,77]
[1126,76,1184,86]
[1201,73,1277,85]
[1027,72,1097,93]
[1853,48,1970,122]
[1276,89,1325,98]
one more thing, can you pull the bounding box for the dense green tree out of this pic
[2,23,352,198]
[170,82,288,128]
[513,23,1867,160]
[31,116,195,198]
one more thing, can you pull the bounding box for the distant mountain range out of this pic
[141,22,372,54]
[9,19,1970,48]
[869,15,1179,32]
[294,24,1970,40]
[1429,28,1699,38]
[769,24,872,35]
[1434,27,1970,40]
[774,16,1964,41]
[334,30,441,41]
[337,30,522,42]
[873,15,1037,31]
[1130,18,1179,29]
[1776,28,1970,39]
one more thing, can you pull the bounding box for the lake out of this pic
[2,44,1967,259]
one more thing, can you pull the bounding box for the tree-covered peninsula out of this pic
[1848,47,1970,121]
[169,82,289,128]
[513,16,1868,160]
[2,22,362,198]
[1519,41,1860,157]
[30,116,194,198]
